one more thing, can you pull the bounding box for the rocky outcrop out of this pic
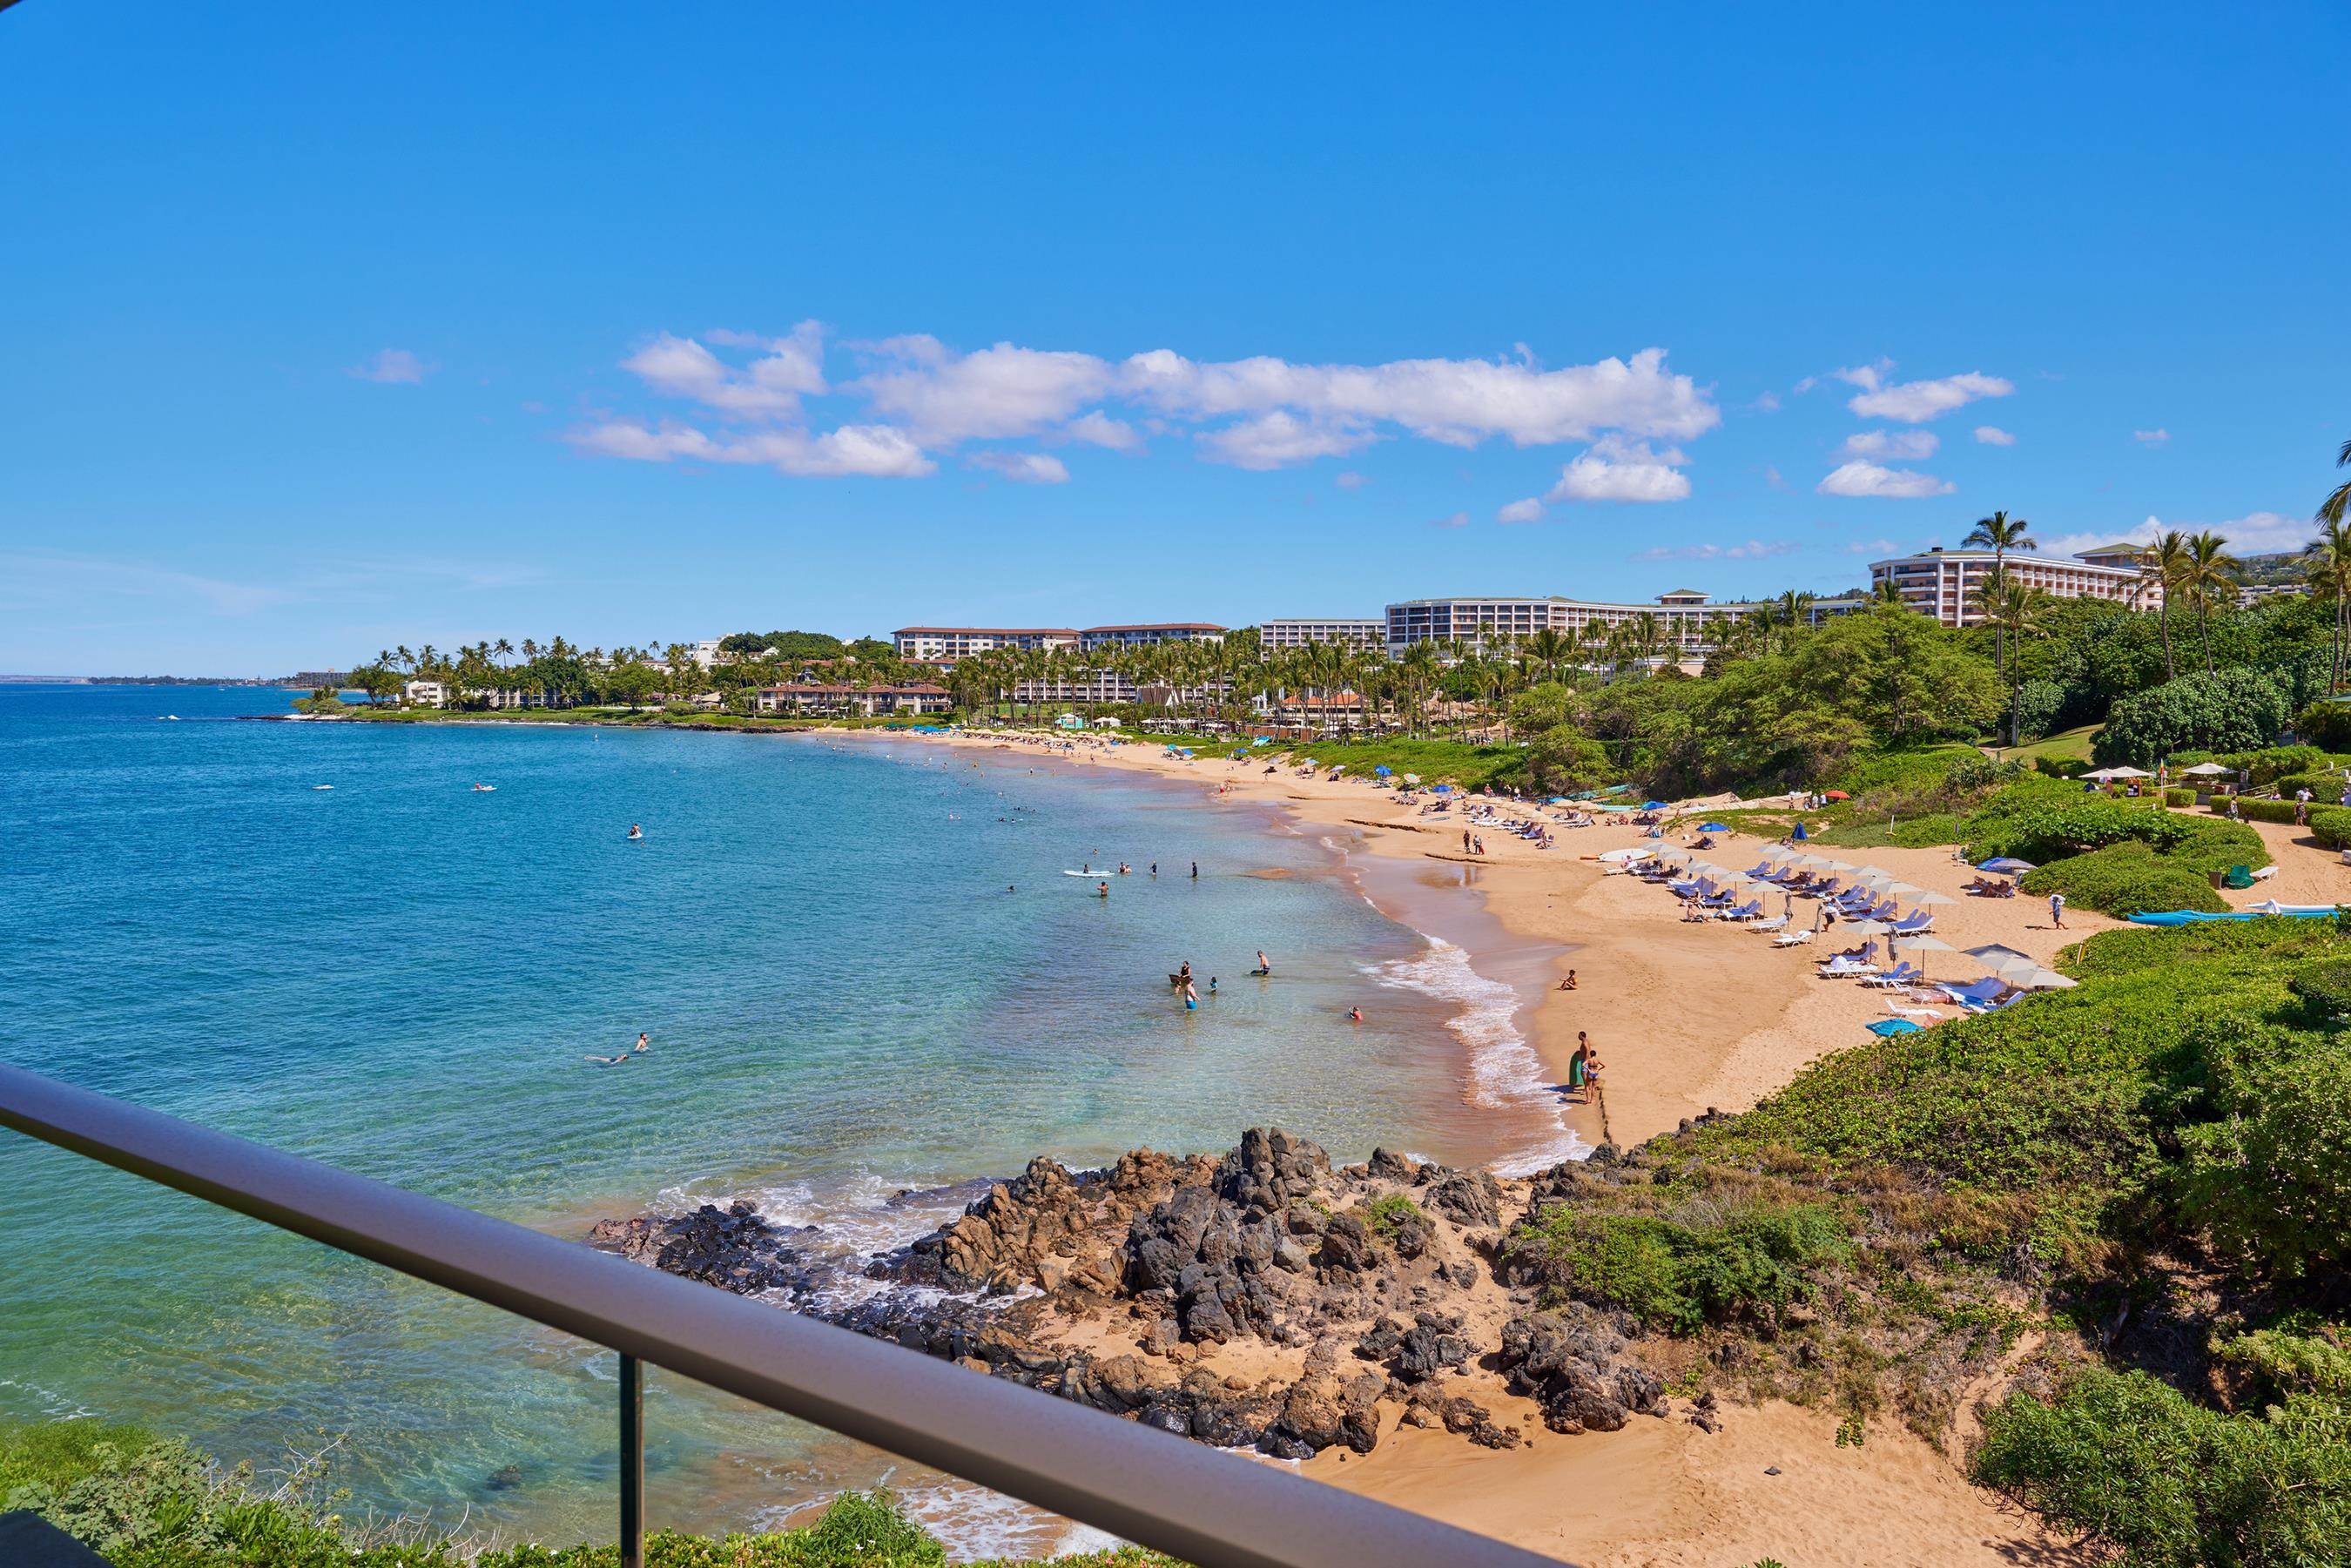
[1496,1308,1667,1434]
[589,1128,1666,1464]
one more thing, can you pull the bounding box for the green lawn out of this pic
[1989,723,2098,766]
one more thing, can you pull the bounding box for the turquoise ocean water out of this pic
[0,685,1561,1554]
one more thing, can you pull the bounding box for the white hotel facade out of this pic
[1381,589,1868,658]
[1866,544,2155,627]
[1258,618,1388,651]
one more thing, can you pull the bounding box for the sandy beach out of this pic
[828,725,2189,1564]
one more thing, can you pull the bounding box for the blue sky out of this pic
[3,2,2346,673]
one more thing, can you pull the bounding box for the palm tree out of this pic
[2144,529,2192,680]
[1963,509,2034,696]
[2304,517,2351,697]
[1869,578,1906,606]
[2321,435,2351,530]
[1524,627,1569,685]
[1975,577,2050,745]
[2181,530,2240,674]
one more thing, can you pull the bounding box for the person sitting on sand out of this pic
[1559,969,1578,991]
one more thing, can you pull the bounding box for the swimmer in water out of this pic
[1183,979,1198,1011]
[1347,1006,1363,1023]
[1252,950,1270,976]
[634,1033,650,1053]
[583,1053,630,1066]
[1096,881,1109,898]
[627,824,643,840]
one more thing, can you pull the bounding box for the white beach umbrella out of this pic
[1966,943,2039,975]
[2083,768,2119,782]
[2179,761,2229,777]
[2012,968,2078,990]
[2103,765,2152,778]
[1825,859,1858,872]
[1844,919,1892,936]
[1795,854,1832,869]
[1907,889,1957,905]
[1896,932,1957,978]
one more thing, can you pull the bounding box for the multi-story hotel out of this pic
[893,626,1081,663]
[1258,618,1388,650]
[1868,543,2155,627]
[1383,590,1867,659]
[1076,622,1225,651]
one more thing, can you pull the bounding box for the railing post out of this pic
[619,1353,643,1568]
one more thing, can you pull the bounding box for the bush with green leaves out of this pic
[2266,771,2349,804]
[2218,797,2301,826]
[1506,1202,1849,1335]
[2309,806,2351,850]
[2214,744,2334,787]
[2092,669,2293,768]
[2180,1037,2351,1281]
[2019,840,2227,917]
[1975,1366,2351,1568]
[2292,699,2351,753]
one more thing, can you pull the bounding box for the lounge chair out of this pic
[1863,962,1922,989]
[1771,929,1814,948]
[1817,956,1880,979]
[1883,1002,1943,1020]
[1716,899,1762,921]
[1751,914,1789,932]
[1889,911,1934,934]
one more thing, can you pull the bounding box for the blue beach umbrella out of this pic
[1977,857,2037,874]
[1698,821,1731,833]
[1865,1018,1923,1037]
[1642,799,1667,810]
[1374,765,1392,777]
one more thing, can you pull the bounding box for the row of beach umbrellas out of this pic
[1647,845,2072,992]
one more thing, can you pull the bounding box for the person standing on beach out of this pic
[2050,891,2066,929]
[1566,1039,1589,1100]
[1190,861,1198,879]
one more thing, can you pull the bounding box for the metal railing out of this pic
[0,1064,1570,1568]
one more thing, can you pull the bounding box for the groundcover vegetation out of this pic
[1499,915,2351,1566]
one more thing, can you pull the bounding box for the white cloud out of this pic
[968,451,1070,484]
[1497,497,1545,524]
[1838,428,1939,461]
[1196,411,1376,470]
[1631,539,1795,562]
[1749,391,1782,413]
[622,325,825,417]
[1848,371,2013,423]
[349,348,433,384]
[1845,537,1901,555]
[2044,511,2313,558]
[1973,425,2017,447]
[1334,470,1367,490]
[2134,427,2171,446]
[1816,460,1955,498]
[1064,411,1142,452]
[1829,359,1896,393]
[568,420,933,478]
[1763,465,1786,490]
[1430,511,1470,529]
[1546,434,1692,503]
[1121,344,1716,447]
[579,326,1722,483]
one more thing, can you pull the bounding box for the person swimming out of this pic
[627,824,643,840]
[634,1033,650,1053]
[1096,881,1109,898]
[583,1053,630,1066]
[1347,1006,1363,1023]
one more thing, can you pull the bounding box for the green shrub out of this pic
[2180,1038,2351,1280]
[2286,959,2351,1022]
[1360,1193,1429,1241]
[2162,787,2197,807]
[2310,807,2351,850]
[2292,700,2351,753]
[2267,771,2348,804]
[2216,745,2333,788]
[2218,1323,2351,1405]
[1975,1367,2351,1568]
[2035,755,2092,779]
[1965,796,2192,864]
[1508,1203,1850,1334]
[2094,670,2293,768]
[2020,841,2227,917]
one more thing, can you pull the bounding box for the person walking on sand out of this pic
[2049,891,2066,930]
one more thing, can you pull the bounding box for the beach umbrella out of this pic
[2104,765,2152,778]
[1698,821,1732,833]
[1824,790,1851,801]
[1402,773,1419,784]
[1824,859,1858,873]
[1373,764,1391,777]
[2012,968,2078,991]
[1896,933,1957,978]
[1966,946,2041,978]
[2179,761,2229,777]
[1907,889,1957,905]
[1866,1017,1924,1037]
[1642,799,1668,810]
[1977,857,2037,875]
[1844,919,1892,936]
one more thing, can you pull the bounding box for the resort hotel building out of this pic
[893,627,1081,662]
[1380,589,1867,659]
[1866,543,2156,627]
[1258,618,1388,650]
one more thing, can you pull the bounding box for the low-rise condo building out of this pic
[1258,618,1386,650]
[1868,543,2155,627]
[755,683,952,717]
[894,627,1081,663]
[402,679,448,707]
[1383,590,1866,659]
